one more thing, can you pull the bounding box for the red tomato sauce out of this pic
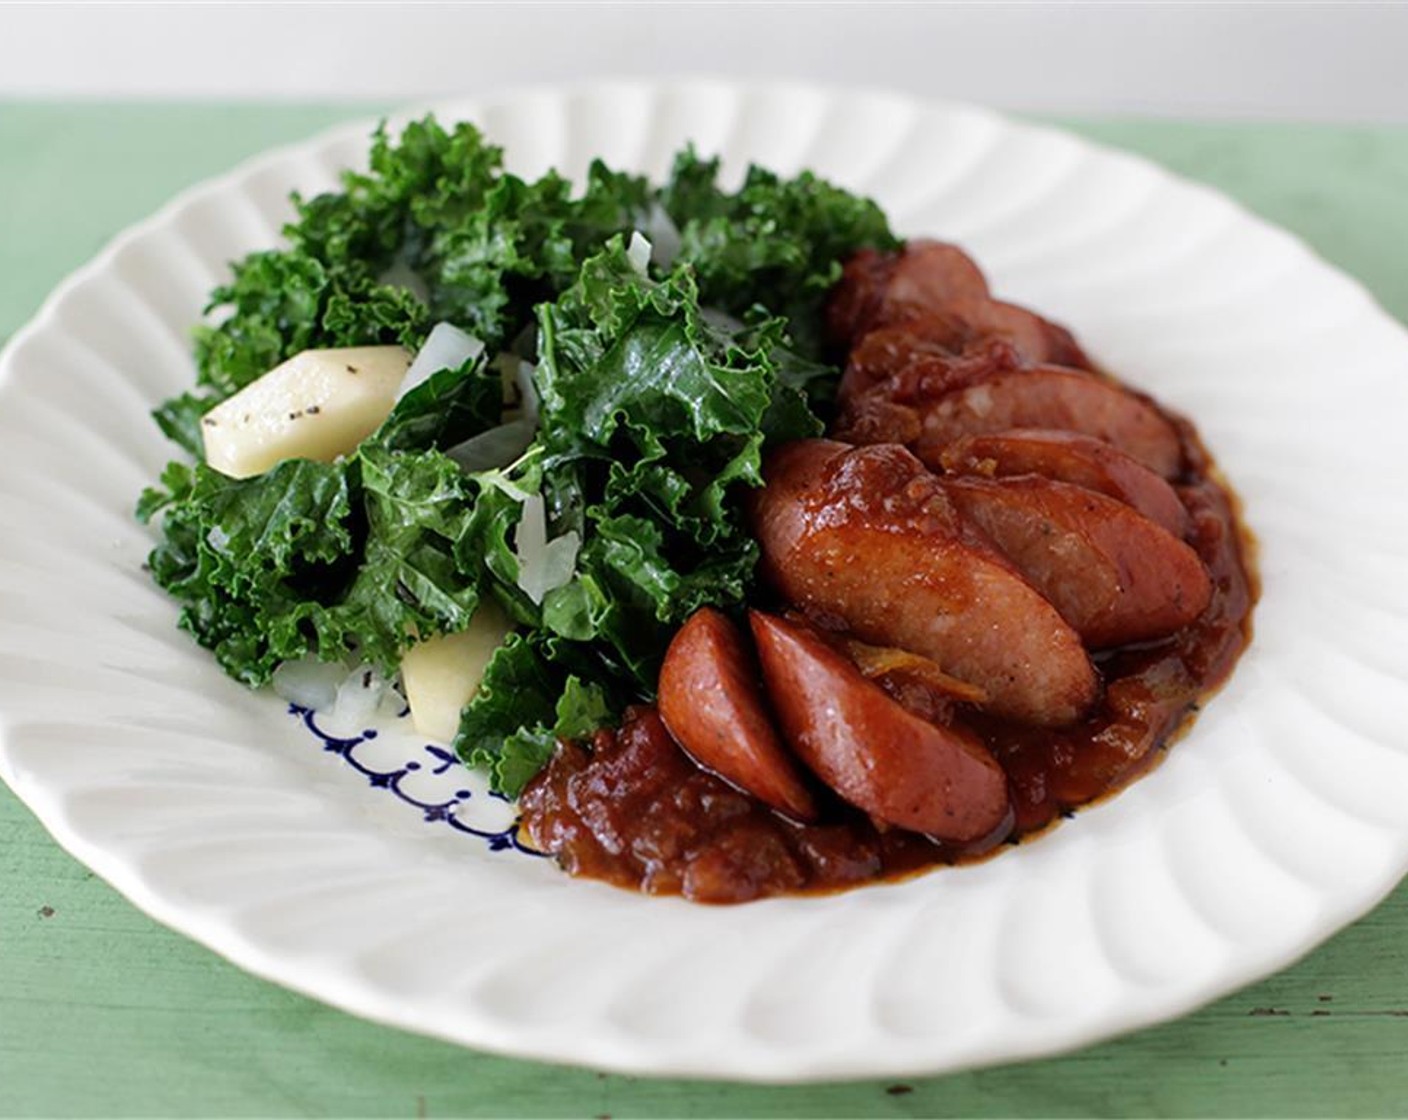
[518,417,1254,904]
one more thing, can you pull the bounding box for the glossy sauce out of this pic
[518,410,1255,904]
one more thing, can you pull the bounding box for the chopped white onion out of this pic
[444,418,537,473]
[398,322,485,401]
[512,358,540,423]
[627,231,653,276]
[322,664,392,736]
[538,531,582,597]
[643,203,681,269]
[271,657,351,712]
[515,493,547,589]
[377,679,409,721]
[513,493,581,605]
[442,355,541,474]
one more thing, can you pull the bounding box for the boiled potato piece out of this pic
[201,345,412,478]
[401,600,513,743]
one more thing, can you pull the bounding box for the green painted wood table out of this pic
[2,104,1407,1119]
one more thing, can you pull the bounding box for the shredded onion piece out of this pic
[271,657,347,712]
[398,322,485,401]
[845,639,990,704]
[323,664,391,735]
[627,231,653,276]
[539,531,582,596]
[643,203,681,269]
[512,358,540,423]
[378,679,409,721]
[514,493,581,605]
[443,355,541,474]
[445,419,536,473]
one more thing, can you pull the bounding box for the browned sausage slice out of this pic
[827,240,990,345]
[830,390,924,448]
[896,296,1090,370]
[914,367,1185,478]
[942,475,1213,648]
[750,440,1099,726]
[749,610,1013,843]
[839,325,1021,405]
[939,428,1191,538]
[658,608,820,823]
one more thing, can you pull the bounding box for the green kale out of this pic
[140,112,900,798]
[138,457,358,685]
[157,118,654,452]
[453,632,560,796]
[659,147,899,358]
[321,445,485,671]
[426,162,652,343]
[138,446,489,687]
[372,352,502,452]
[529,238,822,691]
[193,253,431,402]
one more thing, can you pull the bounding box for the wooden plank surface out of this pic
[1,103,1406,1118]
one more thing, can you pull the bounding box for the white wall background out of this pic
[2,1,1406,120]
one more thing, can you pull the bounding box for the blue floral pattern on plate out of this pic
[288,703,543,855]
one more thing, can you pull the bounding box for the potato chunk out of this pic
[201,345,412,478]
[401,601,513,743]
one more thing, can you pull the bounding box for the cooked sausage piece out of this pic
[942,475,1213,648]
[750,439,1099,726]
[830,390,925,448]
[886,296,1089,370]
[834,332,1021,449]
[834,335,1024,448]
[827,240,990,346]
[749,610,1013,843]
[839,327,1021,406]
[939,428,1191,538]
[913,367,1185,478]
[658,608,820,823]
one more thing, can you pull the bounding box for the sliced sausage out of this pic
[939,428,1190,538]
[839,327,1021,406]
[827,240,990,346]
[750,440,1099,726]
[942,475,1213,648]
[658,608,819,823]
[880,296,1089,370]
[913,367,1185,478]
[834,334,1022,448]
[830,390,924,448]
[749,610,1013,843]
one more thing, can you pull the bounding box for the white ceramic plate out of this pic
[2,80,1407,1084]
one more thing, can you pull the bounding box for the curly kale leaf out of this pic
[454,633,614,798]
[527,239,822,691]
[140,114,903,800]
[138,446,488,686]
[659,147,899,358]
[138,457,359,685]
